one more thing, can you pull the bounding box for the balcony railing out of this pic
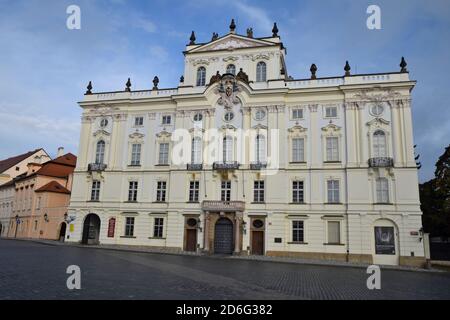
[88,163,107,172]
[202,200,245,212]
[368,157,394,168]
[187,163,203,171]
[213,161,239,170]
[250,161,267,170]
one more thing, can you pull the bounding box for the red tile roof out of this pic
[0,148,46,173]
[35,181,71,194]
[50,153,77,166]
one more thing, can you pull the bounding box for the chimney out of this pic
[57,147,64,157]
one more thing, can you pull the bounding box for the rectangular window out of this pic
[153,218,164,238]
[327,180,340,203]
[34,220,38,231]
[159,143,169,165]
[376,178,389,203]
[327,221,341,244]
[292,138,305,162]
[325,106,337,118]
[36,196,41,209]
[292,181,304,203]
[292,221,304,242]
[292,108,303,119]
[91,180,101,201]
[189,181,199,202]
[326,137,339,162]
[128,181,138,202]
[253,181,265,203]
[156,181,167,202]
[221,181,231,201]
[131,143,141,166]
[134,116,144,127]
[125,217,135,237]
[162,115,172,125]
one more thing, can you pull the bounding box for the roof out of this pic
[14,153,77,182]
[49,153,77,167]
[0,179,16,189]
[35,181,71,194]
[0,148,46,173]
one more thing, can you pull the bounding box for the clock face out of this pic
[370,103,384,116]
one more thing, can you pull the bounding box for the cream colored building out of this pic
[67,21,425,266]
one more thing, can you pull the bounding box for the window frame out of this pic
[156,181,167,202]
[95,140,105,164]
[189,180,200,202]
[128,181,138,202]
[124,217,135,237]
[253,180,265,203]
[292,220,304,243]
[130,143,142,166]
[221,181,231,201]
[376,178,389,204]
[292,180,304,204]
[326,220,341,244]
[134,116,144,127]
[327,180,340,204]
[158,142,170,165]
[324,106,338,118]
[256,61,267,82]
[226,64,236,75]
[153,217,164,238]
[325,136,339,162]
[91,180,101,201]
[196,66,206,86]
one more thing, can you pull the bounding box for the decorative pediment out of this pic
[321,123,341,133]
[366,118,390,128]
[220,124,237,131]
[87,103,120,116]
[288,125,308,133]
[129,131,145,139]
[93,129,110,137]
[252,124,268,130]
[223,56,239,62]
[189,34,275,53]
[156,130,172,138]
[354,87,401,102]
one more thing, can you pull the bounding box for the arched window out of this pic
[376,178,389,203]
[196,67,206,86]
[223,136,233,162]
[95,140,105,164]
[226,64,236,75]
[255,134,266,163]
[191,137,202,164]
[373,130,387,157]
[256,61,267,82]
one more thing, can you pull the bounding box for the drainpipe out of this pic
[343,101,350,262]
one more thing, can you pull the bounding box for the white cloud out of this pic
[232,1,273,32]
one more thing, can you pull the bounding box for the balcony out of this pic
[213,161,239,170]
[202,200,245,212]
[88,163,107,172]
[187,163,203,171]
[250,161,267,170]
[368,157,394,168]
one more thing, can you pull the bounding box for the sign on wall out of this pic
[374,226,395,255]
[107,218,116,238]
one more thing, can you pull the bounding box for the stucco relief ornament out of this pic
[215,74,240,109]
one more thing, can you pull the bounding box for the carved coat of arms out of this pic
[215,74,240,109]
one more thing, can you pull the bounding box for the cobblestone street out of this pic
[0,239,449,300]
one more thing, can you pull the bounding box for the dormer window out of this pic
[196,67,206,86]
[256,62,267,82]
[226,64,236,75]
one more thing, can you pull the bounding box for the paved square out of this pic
[0,239,449,300]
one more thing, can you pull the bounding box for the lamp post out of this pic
[14,214,19,238]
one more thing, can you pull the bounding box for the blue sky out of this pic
[0,0,449,182]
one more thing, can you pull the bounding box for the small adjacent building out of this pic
[7,152,76,240]
[0,148,51,237]
[67,21,425,266]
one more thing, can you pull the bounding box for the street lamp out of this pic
[14,214,19,238]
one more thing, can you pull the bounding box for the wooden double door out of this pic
[251,231,264,255]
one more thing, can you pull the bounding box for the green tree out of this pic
[420,145,450,239]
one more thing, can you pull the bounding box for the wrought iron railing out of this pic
[88,163,107,172]
[368,157,394,168]
[250,162,267,170]
[213,161,239,170]
[202,200,245,212]
[187,163,203,171]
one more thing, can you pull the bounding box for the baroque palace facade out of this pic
[66,21,425,266]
